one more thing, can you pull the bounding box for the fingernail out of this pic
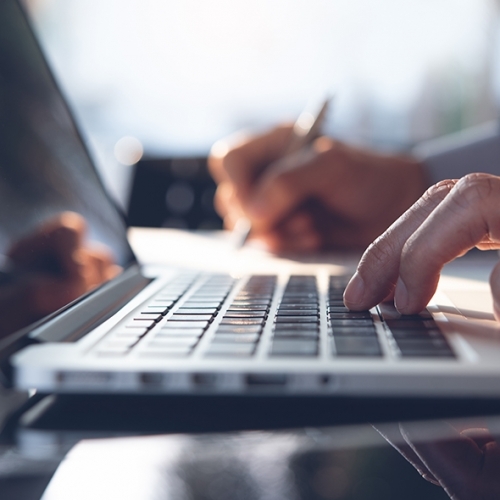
[344,272,365,307]
[394,278,409,313]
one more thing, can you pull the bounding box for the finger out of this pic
[208,125,292,198]
[400,421,500,499]
[213,182,233,219]
[372,424,439,485]
[460,428,499,450]
[214,183,245,229]
[344,180,456,310]
[395,174,500,313]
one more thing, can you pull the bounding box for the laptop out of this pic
[2,0,500,399]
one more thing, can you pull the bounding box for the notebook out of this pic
[2,0,500,398]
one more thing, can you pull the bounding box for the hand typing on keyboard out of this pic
[344,174,500,319]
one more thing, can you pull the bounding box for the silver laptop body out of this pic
[4,0,500,399]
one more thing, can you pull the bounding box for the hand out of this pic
[343,174,500,316]
[375,421,500,500]
[209,125,428,252]
[0,212,120,337]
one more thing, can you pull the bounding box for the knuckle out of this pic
[452,173,500,210]
[361,234,398,273]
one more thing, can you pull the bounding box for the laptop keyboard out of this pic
[270,275,320,357]
[93,273,456,360]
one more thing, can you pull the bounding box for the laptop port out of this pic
[246,373,287,387]
[192,373,218,387]
[140,372,164,387]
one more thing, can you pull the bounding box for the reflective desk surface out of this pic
[2,394,500,500]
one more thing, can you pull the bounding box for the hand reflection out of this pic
[0,212,120,337]
[375,421,500,500]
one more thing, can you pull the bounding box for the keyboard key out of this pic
[219,318,265,326]
[331,326,377,337]
[275,316,319,323]
[274,323,319,331]
[328,305,349,311]
[130,316,158,323]
[334,337,382,357]
[153,300,177,307]
[183,301,222,308]
[138,312,164,319]
[277,309,319,316]
[215,325,263,334]
[395,338,455,357]
[270,339,318,356]
[147,338,199,348]
[330,319,374,327]
[205,344,256,357]
[273,330,319,339]
[139,347,193,358]
[329,312,372,319]
[378,303,432,321]
[385,319,436,329]
[163,320,209,329]
[155,328,205,337]
[235,294,273,301]
[171,314,214,322]
[212,333,260,343]
[177,308,219,315]
[389,328,444,340]
[145,305,172,312]
[279,304,319,311]
[398,349,455,358]
[189,295,227,301]
[223,312,267,319]
[226,306,269,312]
[279,300,318,307]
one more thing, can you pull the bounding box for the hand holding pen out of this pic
[208,100,428,253]
[231,98,331,248]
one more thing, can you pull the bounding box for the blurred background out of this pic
[22,0,500,226]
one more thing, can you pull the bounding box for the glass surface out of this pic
[36,412,500,500]
[0,0,135,338]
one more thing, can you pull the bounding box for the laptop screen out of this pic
[0,0,136,337]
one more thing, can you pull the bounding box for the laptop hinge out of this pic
[29,265,151,343]
[0,265,150,387]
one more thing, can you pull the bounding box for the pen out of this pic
[232,97,331,248]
